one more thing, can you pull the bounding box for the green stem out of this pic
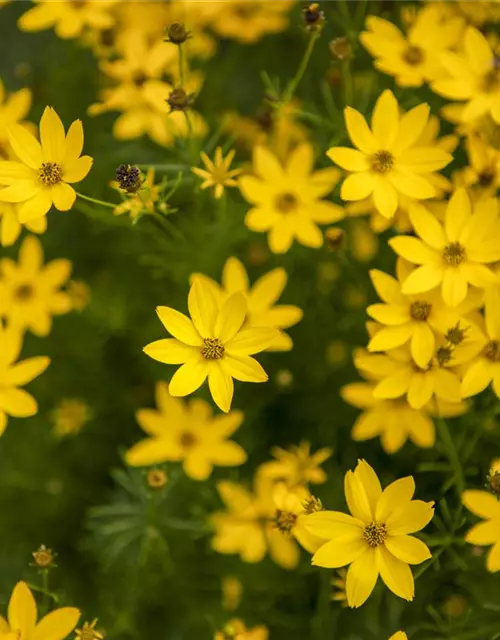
[283,32,319,103]
[41,570,50,614]
[437,418,465,497]
[76,192,116,209]
[178,43,185,87]
[342,59,354,107]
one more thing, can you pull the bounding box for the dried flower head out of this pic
[165,22,192,45]
[303,3,325,31]
[330,37,352,60]
[32,545,56,569]
[115,164,142,193]
[167,87,195,112]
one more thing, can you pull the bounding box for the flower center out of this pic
[133,71,148,87]
[483,68,500,93]
[436,345,454,367]
[38,162,63,186]
[402,45,424,66]
[78,628,98,640]
[363,522,387,547]
[179,431,197,448]
[14,283,34,301]
[484,339,500,362]
[201,337,225,360]
[275,510,297,534]
[370,150,394,174]
[275,192,298,213]
[489,471,500,496]
[443,242,466,266]
[410,300,432,321]
[445,322,469,346]
[478,169,495,187]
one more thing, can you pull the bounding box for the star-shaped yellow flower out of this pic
[192,147,242,199]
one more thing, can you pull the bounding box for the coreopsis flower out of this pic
[113,168,160,219]
[144,279,277,412]
[257,442,332,488]
[0,107,93,223]
[18,0,117,39]
[432,26,500,124]
[389,190,500,307]
[0,581,80,639]
[192,147,242,199]
[75,619,103,640]
[191,256,303,351]
[272,483,325,554]
[389,634,408,640]
[462,294,500,398]
[0,235,72,337]
[458,134,500,198]
[0,325,50,436]
[239,144,343,254]
[360,7,464,87]
[304,460,434,607]
[208,0,294,43]
[126,381,247,480]
[210,477,301,569]
[462,487,500,571]
[51,398,91,437]
[328,90,452,219]
[341,380,468,453]
[367,260,483,368]
[0,79,32,160]
[214,619,268,640]
[0,202,47,247]
[354,347,463,410]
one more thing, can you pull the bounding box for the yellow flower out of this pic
[18,0,117,39]
[0,325,49,436]
[367,259,483,368]
[0,79,32,160]
[361,7,464,87]
[304,460,434,608]
[0,106,93,224]
[342,380,468,454]
[239,144,343,254]
[462,489,500,572]
[143,279,276,413]
[208,0,294,43]
[126,381,247,480]
[221,576,242,612]
[328,90,452,219]
[191,256,303,351]
[51,398,91,437]
[458,134,500,198]
[257,442,332,488]
[331,568,348,606]
[192,147,242,199]
[389,634,408,640]
[432,26,500,124]
[389,189,500,307]
[66,279,91,311]
[113,168,160,219]
[462,287,500,398]
[75,619,103,640]
[0,201,47,247]
[214,618,268,640]
[210,477,300,569]
[0,235,72,337]
[0,581,80,639]
[354,347,463,410]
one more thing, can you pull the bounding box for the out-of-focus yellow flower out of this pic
[75,619,104,640]
[0,107,93,224]
[0,581,80,638]
[389,190,500,308]
[221,576,242,612]
[0,79,32,160]
[211,477,301,569]
[389,633,408,640]
[51,398,91,437]
[191,256,303,352]
[126,382,247,480]
[328,90,452,219]
[326,340,348,367]
[462,488,500,571]
[432,26,500,124]
[433,1,500,30]
[192,147,242,199]
[361,7,464,87]
[113,168,160,219]
[143,279,276,413]
[331,568,348,606]
[457,134,500,199]
[66,279,91,311]
[18,0,117,39]
[367,259,483,368]
[304,460,434,608]
[214,618,268,640]
[257,441,331,488]
[240,144,343,254]
[0,235,72,337]
[208,0,295,43]
[0,202,46,247]
[0,325,49,436]
[350,221,378,262]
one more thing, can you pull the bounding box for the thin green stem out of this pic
[437,418,465,497]
[342,59,354,107]
[76,192,116,209]
[178,43,185,87]
[283,32,319,104]
[41,570,50,614]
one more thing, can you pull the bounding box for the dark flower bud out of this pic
[165,22,192,45]
[116,164,142,193]
[303,3,325,32]
[166,87,195,112]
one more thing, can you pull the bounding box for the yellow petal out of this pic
[465,519,500,545]
[445,188,471,243]
[344,106,377,154]
[4,356,50,386]
[303,511,364,539]
[0,389,37,417]
[221,355,268,383]
[345,470,372,522]
[389,171,436,200]
[156,307,202,346]
[214,292,246,343]
[462,490,500,519]
[367,303,410,326]
[487,541,500,572]
[312,536,366,569]
[32,608,80,640]
[17,190,53,223]
[51,182,76,211]
[63,119,84,166]
[371,90,399,148]
[8,582,37,638]
[376,477,415,523]
[0,180,41,203]
[169,360,209,397]
[183,452,213,481]
[40,107,65,163]
[346,548,379,608]
[377,546,414,601]
[410,323,435,369]
[253,146,284,180]
[126,439,173,467]
[208,364,234,413]
[143,338,196,364]
[442,268,468,308]
[392,103,430,154]
[385,500,434,535]
[222,257,249,294]
[249,268,287,311]
[327,147,369,172]
[188,278,218,338]
[209,442,247,466]
[407,371,434,409]
[369,269,405,305]
[373,179,398,218]
[225,327,277,355]
[8,124,43,169]
[401,265,443,294]
[341,172,375,201]
[63,156,93,183]
[385,535,431,565]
